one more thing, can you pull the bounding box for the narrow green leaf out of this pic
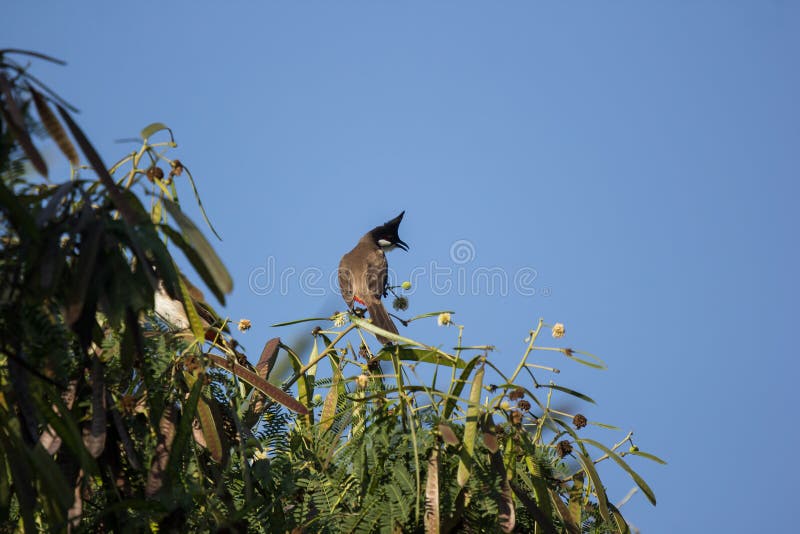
[539,383,596,404]
[578,438,657,505]
[443,354,482,419]
[29,445,73,514]
[271,317,331,327]
[560,348,607,370]
[166,378,203,479]
[509,481,558,534]
[0,73,47,177]
[627,450,667,465]
[159,225,224,304]
[378,347,466,369]
[177,275,206,342]
[140,122,172,141]
[30,86,78,165]
[575,452,612,526]
[608,501,632,534]
[0,431,36,533]
[548,488,580,534]
[197,397,224,463]
[408,310,456,322]
[162,199,232,301]
[349,315,424,346]
[457,360,484,487]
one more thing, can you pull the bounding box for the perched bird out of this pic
[338,211,408,344]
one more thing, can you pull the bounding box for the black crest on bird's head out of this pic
[369,211,408,251]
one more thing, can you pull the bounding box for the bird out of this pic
[338,211,408,344]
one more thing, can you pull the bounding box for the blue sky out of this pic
[6,2,799,531]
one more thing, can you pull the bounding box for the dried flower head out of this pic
[237,319,252,332]
[392,296,408,311]
[311,326,321,336]
[556,440,573,458]
[437,312,452,326]
[552,323,566,338]
[573,413,588,429]
[146,166,164,182]
[518,400,531,411]
[358,344,370,360]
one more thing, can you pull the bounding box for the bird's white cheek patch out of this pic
[378,239,392,247]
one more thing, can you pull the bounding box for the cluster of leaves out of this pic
[0,50,663,533]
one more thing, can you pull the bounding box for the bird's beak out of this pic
[396,239,409,251]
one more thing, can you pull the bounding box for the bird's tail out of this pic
[366,300,398,345]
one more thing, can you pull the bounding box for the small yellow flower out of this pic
[551,323,565,338]
[252,448,268,461]
[237,319,252,332]
[312,393,322,404]
[437,312,452,327]
[332,312,348,327]
[500,400,511,411]
[401,281,412,290]
[356,374,369,389]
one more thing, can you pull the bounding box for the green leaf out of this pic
[0,73,48,177]
[608,501,632,534]
[560,348,607,370]
[29,445,73,514]
[197,396,224,463]
[162,199,232,303]
[627,450,667,465]
[408,310,455,322]
[140,122,172,141]
[271,317,331,327]
[177,274,206,342]
[538,383,596,404]
[443,355,483,419]
[167,377,203,479]
[574,452,612,526]
[0,430,36,533]
[30,86,78,165]
[159,225,224,304]
[457,360,484,487]
[579,438,658,505]
[378,347,466,369]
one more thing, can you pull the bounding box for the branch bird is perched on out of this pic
[338,211,408,344]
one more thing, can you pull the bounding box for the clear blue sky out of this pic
[6,2,799,531]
